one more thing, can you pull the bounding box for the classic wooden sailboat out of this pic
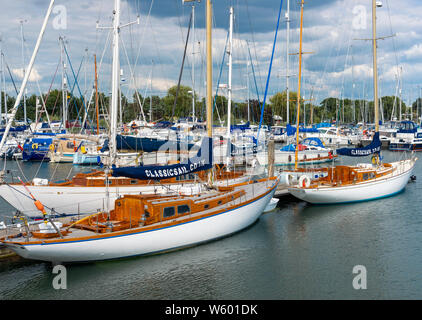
[1,177,278,262]
[0,0,278,263]
[287,0,417,204]
[0,0,250,219]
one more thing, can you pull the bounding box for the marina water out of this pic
[0,150,421,299]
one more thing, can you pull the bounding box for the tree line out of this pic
[1,87,419,128]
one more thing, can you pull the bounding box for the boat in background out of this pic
[389,121,422,151]
[22,136,53,161]
[256,137,336,166]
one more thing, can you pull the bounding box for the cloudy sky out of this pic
[1,0,422,108]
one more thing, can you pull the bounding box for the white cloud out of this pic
[12,67,42,82]
[1,0,422,104]
[129,76,176,94]
[404,43,422,59]
[330,64,373,79]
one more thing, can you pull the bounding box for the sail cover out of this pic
[111,137,213,180]
[336,132,381,157]
[286,124,319,136]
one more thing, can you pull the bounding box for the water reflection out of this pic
[0,152,421,299]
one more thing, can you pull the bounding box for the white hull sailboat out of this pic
[288,158,416,204]
[2,179,278,263]
[288,0,418,205]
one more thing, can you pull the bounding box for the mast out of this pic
[20,20,27,124]
[294,0,305,170]
[60,37,68,131]
[94,54,100,135]
[0,0,56,152]
[226,6,233,168]
[119,68,123,128]
[206,0,213,184]
[1,49,6,126]
[286,0,290,124]
[109,0,121,165]
[247,59,250,122]
[206,0,212,139]
[399,67,402,121]
[150,60,153,123]
[192,3,196,123]
[96,0,138,163]
[372,0,379,132]
[183,0,199,123]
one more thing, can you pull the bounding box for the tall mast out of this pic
[110,0,121,165]
[1,48,6,125]
[286,0,290,124]
[94,54,100,135]
[183,0,199,123]
[192,3,196,123]
[206,0,213,185]
[226,6,233,168]
[372,0,379,132]
[60,37,68,131]
[206,0,212,139]
[247,58,250,122]
[20,20,27,124]
[294,0,305,170]
[150,60,153,123]
[96,0,138,161]
[399,68,402,121]
[0,0,56,152]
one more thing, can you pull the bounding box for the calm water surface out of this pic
[0,151,421,299]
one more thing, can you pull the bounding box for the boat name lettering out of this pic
[351,147,380,156]
[144,160,205,178]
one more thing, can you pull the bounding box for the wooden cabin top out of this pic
[309,163,394,188]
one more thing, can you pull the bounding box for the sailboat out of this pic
[0,0,278,263]
[0,0,250,219]
[255,0,335,168]
[287,0,417,204]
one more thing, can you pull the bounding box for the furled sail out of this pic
[336,132,381,157]
[111,137,213,180]
[286,123,319,136]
